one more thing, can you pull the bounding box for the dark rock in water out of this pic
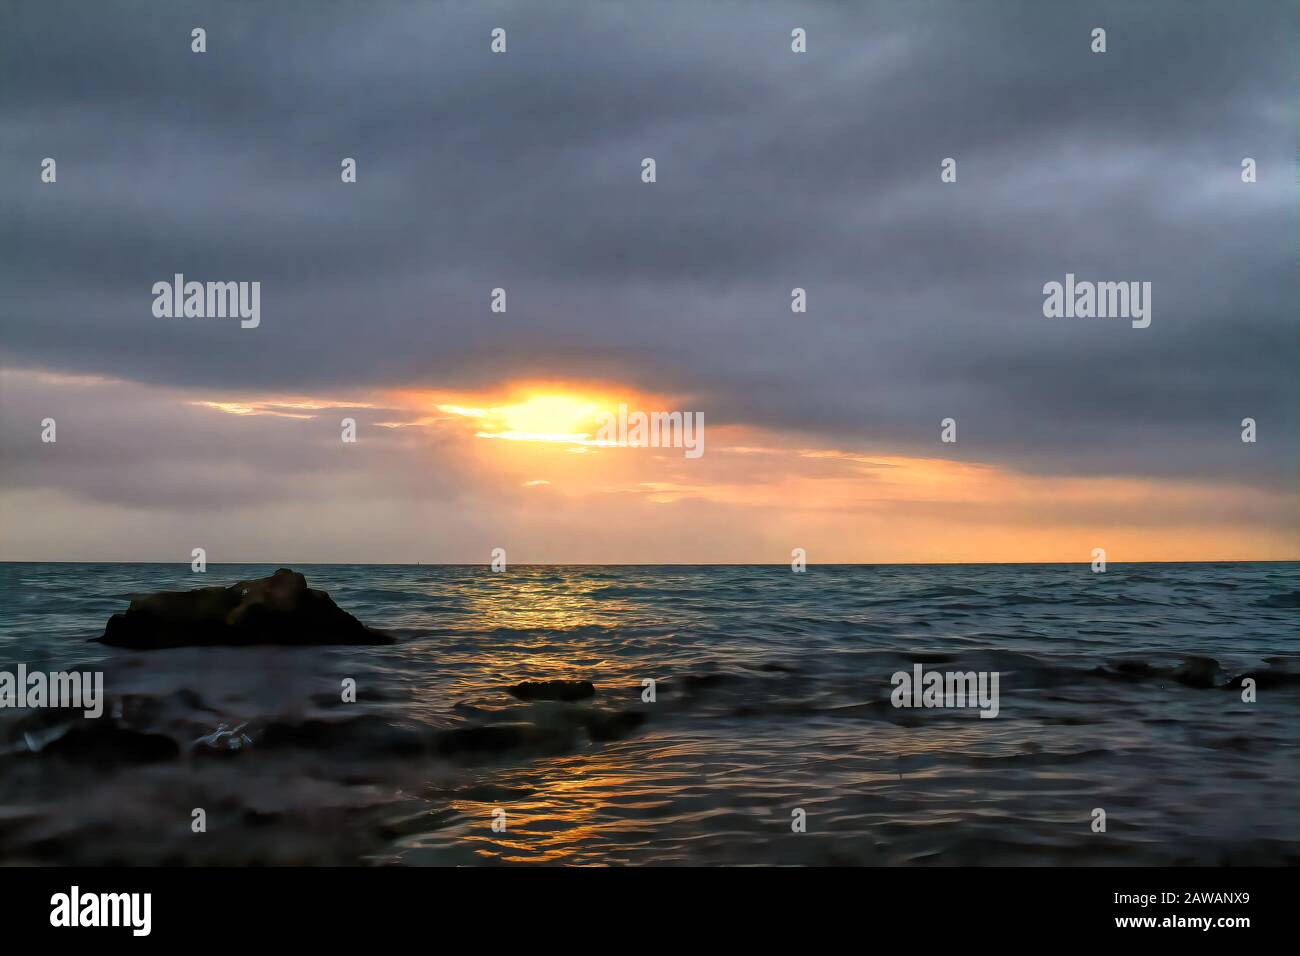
[1225,668,1300,691]
[258,715,427,757]
[1171,656,1223,689]
[508,680,596,702]
[95,568,392,649]
[434,721,574,756]
[680,672,733,691]
[1107,660,1159,680]
[29,721,179,767]
[1093,656,1250,690]
[189,723,253,758]
[583,709,646,742]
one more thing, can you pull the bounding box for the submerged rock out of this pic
[508,680,596,702]
[583,708,646,741]
[1170,655,1223,689]
[27,720,179,767]
[96,568,392,649]
[1088,655,1289,691]
[189,723,253,758]
[1224,667,1300,690]
[258,715,427,756]
[434,721,576,756]
[681,673,733,690]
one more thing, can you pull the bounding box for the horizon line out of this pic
[2,559,1297,568]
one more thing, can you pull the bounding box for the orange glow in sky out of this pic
[6,369,1290,564]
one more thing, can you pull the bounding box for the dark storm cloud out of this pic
[1,0,1295,488]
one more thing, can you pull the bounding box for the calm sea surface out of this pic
[1,562,1297,865]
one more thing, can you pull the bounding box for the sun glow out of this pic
[435,390,625,447]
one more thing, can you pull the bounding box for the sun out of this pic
[435,388,621,447]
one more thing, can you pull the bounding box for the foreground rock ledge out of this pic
[95,568,393,649]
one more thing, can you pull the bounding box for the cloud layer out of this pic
[1,0,1295,558]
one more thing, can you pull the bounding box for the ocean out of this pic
[1,561,1297,866]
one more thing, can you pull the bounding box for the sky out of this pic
[1,0,1296,563]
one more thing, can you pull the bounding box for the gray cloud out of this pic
[0,371,474,511]
[1,0,1296,497]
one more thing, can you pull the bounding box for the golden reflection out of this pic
[450,747,669,864]
[458,571,637,633]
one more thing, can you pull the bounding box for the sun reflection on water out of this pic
[458,569,638,633]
